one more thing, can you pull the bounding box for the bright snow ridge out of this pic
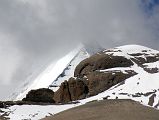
[15,45,89,100]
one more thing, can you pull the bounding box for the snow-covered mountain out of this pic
[2,44,159,120]
[79,44,159,108]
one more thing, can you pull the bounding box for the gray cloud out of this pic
[0,0,158,100]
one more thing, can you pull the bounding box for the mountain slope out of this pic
[73,44,159,108]
[49,47,90,92]
[2,44,159,120]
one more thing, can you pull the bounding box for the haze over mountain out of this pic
[0,0,159,101]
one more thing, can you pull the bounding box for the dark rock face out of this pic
[87,71,136,96]
[22,88,55,103]
[68,78,88,101]
[53,81,72,103]
[74,54,133,77]
[129,53,159,66]
[54,78,88,103]
[144,68,159,74]
[0,102,5,108]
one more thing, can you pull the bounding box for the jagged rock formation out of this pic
[54,78,88,103]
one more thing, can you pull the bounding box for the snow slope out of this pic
[49,47,90,92]
[2,44,159,120]
[12,45,90,100]
[0,104,79,120]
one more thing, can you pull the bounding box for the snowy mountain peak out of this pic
[116,44,158,53]
[3,44,159,120]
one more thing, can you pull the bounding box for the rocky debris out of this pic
[0,101,57,108]
[143,68,159,73]
[129,54,159,66]
[54,78,88,103]
[22,88,55,103]
[74,54,133,77]
[118,91,157,98]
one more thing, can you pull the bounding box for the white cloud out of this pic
[0,0,159,99]
[0,32,22,85]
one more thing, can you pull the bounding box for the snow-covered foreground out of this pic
[0,104,80,120]
[2,44,159,120]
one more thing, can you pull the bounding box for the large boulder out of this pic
[54,78,88,103]
[22,88,55,103]
[74,54,133,77]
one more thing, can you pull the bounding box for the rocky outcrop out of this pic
[53,81,71,103]
[53,71,136,103]
[22,88,55,103]
[54,78,88,103]
[68,78,88,101]
[126,51,159,68]
[87,71,136,96]
[52,52,137,103]
[74,54,133,77]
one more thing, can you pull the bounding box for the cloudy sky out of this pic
[0,0,159,100]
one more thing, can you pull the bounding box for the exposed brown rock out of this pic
[144,67,159,73]
[54,51,137,103]
[54,78,88,103]
[22,88,55,103]
[53,81,71,103]
[87,71,136,96]
[54,70,136,103]
[130,54,159,66]
[68,78,88,101]
[74,54,133,77]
